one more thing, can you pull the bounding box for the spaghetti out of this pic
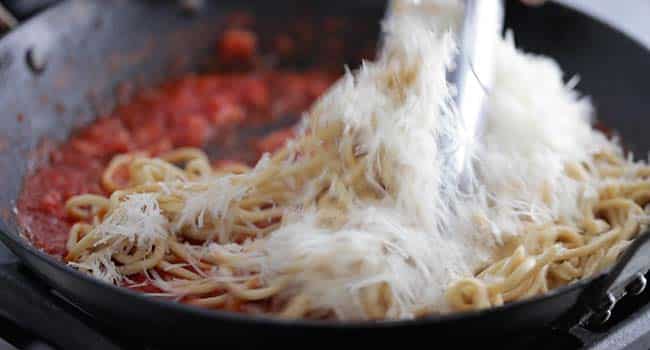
[52,1,650,320]
[64,143,650,318]
[446,154,650,311]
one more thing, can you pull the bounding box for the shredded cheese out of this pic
[94,193,169,249]
[256,1,612,318]
[258,10,495,318]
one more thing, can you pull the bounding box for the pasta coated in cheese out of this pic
[62,0,650,320]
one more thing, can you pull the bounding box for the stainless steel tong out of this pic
[450,0,504,190]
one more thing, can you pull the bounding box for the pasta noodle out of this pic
[64,143,650,318]
[60,0,650,320]
[64,110,393,316]
[446,158,650,311]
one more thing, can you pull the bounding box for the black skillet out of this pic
[0,0,649,348]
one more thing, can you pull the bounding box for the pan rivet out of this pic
[586,310,612,328]
[25,47,46,74]
[596,292,616,312]
[626,274,647,296]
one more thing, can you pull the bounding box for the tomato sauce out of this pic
[17,27,340,258]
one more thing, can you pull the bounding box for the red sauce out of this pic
[17,28,339,259]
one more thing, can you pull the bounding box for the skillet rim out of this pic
[0,0,647,330]
[0,228,598,329]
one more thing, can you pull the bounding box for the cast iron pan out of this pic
[0,0,649,348]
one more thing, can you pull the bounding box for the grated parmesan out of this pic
[254,0,613,319]
[93,193,169,249]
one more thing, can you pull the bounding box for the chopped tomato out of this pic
[17,27,337,261]
[171,114,210,148]
[218,29,257,64]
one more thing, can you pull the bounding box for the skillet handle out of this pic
[0,261,122,350]
[579,230,650,325]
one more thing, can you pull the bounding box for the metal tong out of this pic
[386,0,504,191]
[447,0,504,190]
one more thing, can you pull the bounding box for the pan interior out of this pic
[0,0,649,331]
